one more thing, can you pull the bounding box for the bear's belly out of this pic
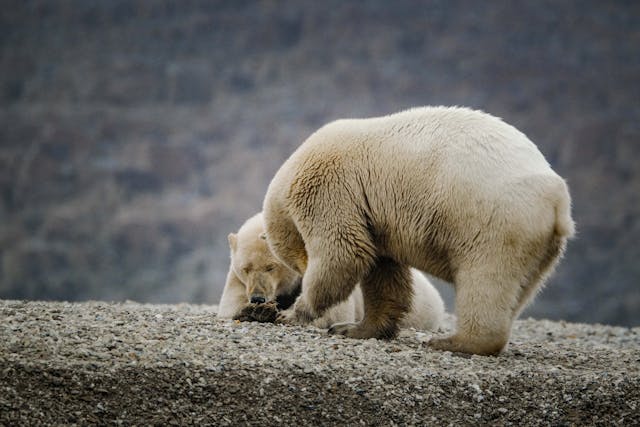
[370,220,456,284]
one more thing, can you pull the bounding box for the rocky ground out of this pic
[1,300,639,426]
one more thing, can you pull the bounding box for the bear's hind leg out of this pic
[429,266,520,356]
[512,232,568,319]
[329,257,412,340]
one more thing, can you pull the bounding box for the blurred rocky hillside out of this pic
[0,0,638,325]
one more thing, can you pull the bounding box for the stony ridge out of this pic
[1,300,638,425]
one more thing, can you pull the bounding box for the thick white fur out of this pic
[263,106,574,355]
[217,213,444,332]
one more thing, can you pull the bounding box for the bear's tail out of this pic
[519,176,575,300]
[552,178,575,239]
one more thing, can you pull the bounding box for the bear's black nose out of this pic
[250,296,266,304]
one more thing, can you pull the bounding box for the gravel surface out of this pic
[1,300,639,426]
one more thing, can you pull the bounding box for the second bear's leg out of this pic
[329,257,412,339]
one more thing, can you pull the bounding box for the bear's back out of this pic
[302,106,555,188]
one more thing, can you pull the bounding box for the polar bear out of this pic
[217,213,444,331]
[263,106,574,355]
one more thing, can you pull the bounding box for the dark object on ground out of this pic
[233,301,279,323]
[231,283,301,322]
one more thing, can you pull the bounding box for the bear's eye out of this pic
[264,265,276,272]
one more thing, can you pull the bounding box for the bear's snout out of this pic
[250,295,266,304]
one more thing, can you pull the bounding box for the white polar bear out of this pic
[217,213,444,332]
[263,106,574,355]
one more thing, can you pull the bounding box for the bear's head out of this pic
[228,213,300,305]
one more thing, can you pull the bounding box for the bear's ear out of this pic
[228,233,237,251]
[259,232,267,241]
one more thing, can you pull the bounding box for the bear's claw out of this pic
[274,308,296,325]
[327,322,386,339]
[428,335,505,356]
[327,322,359,336]
[275,305,315,325]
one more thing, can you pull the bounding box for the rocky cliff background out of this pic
[0,0,638,326]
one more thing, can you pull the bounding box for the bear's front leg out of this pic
[328,258,411,340]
